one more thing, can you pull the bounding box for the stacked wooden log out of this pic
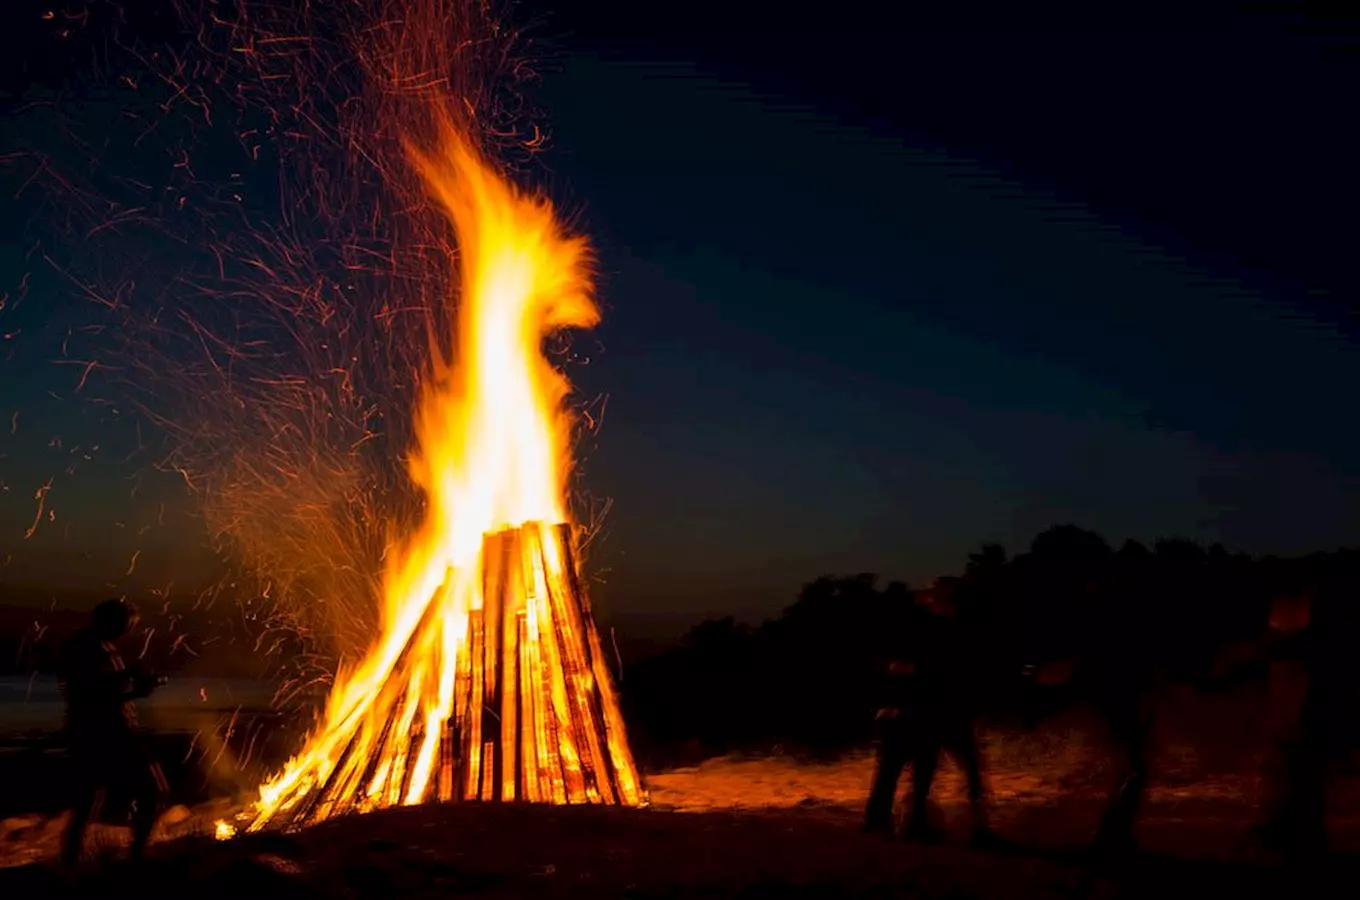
[251,522,644,831]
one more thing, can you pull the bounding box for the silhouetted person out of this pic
[864,658,917,834]
[58,597,169,866]
[1255,573,1359,861]
[1084,651,1157,857]
[864,582,993,846]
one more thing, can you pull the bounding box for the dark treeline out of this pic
[619,525,1359,768]
[5,524,1356,771]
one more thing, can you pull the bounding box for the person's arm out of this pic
[128,666,166,699]
[1029,657,1079,687]
[873,662,914,719]
[1200,608,1311,691]
[91,666,138,702]
[61,643,136,703]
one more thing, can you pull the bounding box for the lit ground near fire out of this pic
[3,720,1358,898]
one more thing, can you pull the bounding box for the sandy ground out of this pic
[2,741,1358,898]
[4,685,1357,896]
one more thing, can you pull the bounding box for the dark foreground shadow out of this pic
[976,834,1359,899]
[1,804,1355,899]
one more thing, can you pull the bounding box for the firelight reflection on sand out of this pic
[247,117,644,829]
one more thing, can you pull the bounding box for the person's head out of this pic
[916,578,959,618]
[92,597,139,641]
[1268,590,1312,636]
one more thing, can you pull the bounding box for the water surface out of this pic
[0,676,277,736]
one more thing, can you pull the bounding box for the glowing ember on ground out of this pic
[246,115,644,829]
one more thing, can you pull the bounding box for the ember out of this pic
[247,118,644,829]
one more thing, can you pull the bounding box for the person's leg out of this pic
[1289,689,1348,860]
[1257,729,1304,852]
[1264,726,1327,862]
[1291,743,1328,855]
[865,723,907,833]
[1093,693,1151,855]
[947,720,995,845]
[904,729,942,841]
[127,750,169,860]
[61,752,105,868]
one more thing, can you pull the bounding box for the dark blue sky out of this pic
[1,2,1357,624]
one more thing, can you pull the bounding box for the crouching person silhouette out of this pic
[58,597,169,867]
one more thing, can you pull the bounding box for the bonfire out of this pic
[245,115,645,830]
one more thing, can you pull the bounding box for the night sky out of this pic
[1,2,1357,626]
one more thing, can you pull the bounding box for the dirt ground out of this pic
[0,797,1356,900]
[4,681,1358,896]
[2,734,1358,899]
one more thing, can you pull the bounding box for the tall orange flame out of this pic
[248,116,644,829]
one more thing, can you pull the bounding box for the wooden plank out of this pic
[481,530,506,799]
[541,525,606,802]
[500,574,520,801]
[292,721,364,826]
[557,523,645,806]
[464,607,485,800]
[435,716,457,803]
[257,522,644,828]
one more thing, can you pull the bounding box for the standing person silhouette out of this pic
[864,657,918,834]
[57,597,169,867]
[1257,569,1359,862]
[864,580,995,846]
[1198,562,1359,863]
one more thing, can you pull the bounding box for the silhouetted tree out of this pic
[965,543,1007,579]
[618,528,1359,767]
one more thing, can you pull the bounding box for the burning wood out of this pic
[251,523,642,830]
[244,114,645,830]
